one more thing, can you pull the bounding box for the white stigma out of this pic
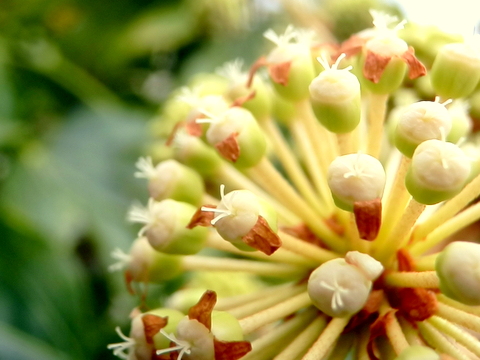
[127,198,155,236]
[108,248,132,273]
[156,329,192,360]
[320,279,350,311]
[107,326,136,360]
[176,86,202,108]
[317,53,352,72]
[201,184,233,225]
[216,58,247,84]
[134,156,156,179]
[263,25,298,47]
[370,9,406,33]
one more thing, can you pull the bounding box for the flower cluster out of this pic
[109,10,480,360]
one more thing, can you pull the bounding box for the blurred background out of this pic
[0,0,477,359]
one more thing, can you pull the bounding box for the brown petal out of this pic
[231,91,256,108]
[367,311,390,360]
[337,35,367,58]
[142,314,168,344]
[363,50,391,83]
[396,249,415,272]
[188,290,217,330]
[401,47,427,80]
[268,61,292,86]
[281,223,326,248]
[185,119,203,137]
[242,215,282,255]
[215,132,240,163]
[125,270,135,295]
[186,205,216,229]
[354,198,382,241]
[386,287,438,322]
[345,290,384,332]
[213,339,252,360]
[247,56,268,88]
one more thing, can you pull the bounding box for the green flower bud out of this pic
[129,199,208,255]
[202,185,278,251]
[327,153,386,212]
[405,140,471,205]
[109,237,183,283]
[446,100,472,144]
[436,241,480,305]
[309,54,361,133]
[308,253,381,317]
[148,308,185,350]
[394,345,440,360]
[135,157,205,206]
[200,107,267,168]
[271,90,296,126]
[172,129,222,177]
[217,59,272,120]
[430,37,480,99]
[211,310,244,342]
[460,141,480,180]
[264,26,316,101]
[394,99,452,158]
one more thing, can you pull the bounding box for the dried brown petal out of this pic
[186,205,216,229]
[367,311,390,360]
[337,35,367,58]
[363,50,391,83]
[268,61,292,86]
[142,314,168,344]
[345,290,384,332]
[215,132,240,163]
[386,287,438,322]
[185,119,203,137]
[354,198,382,241]
[213,339,252,360]
[188,290,217,330]
[231,91,256,108]
[242,215,282,255]
[281,223,326,248]
[401,47,426,80]
[125,269,135,295]
[247,56,268,88]
[396,249,415,272]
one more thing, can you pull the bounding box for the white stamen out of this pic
[201,184,233,225]
[216,58,246,84]
[263,25,298,47]
[107,326,136,360]
[370,10,406,33]
[108,248,132,272]
[316,53,352,72]
[156,329,192,360]
[176,86,202,107]
[127,198,155,236]
[134,156,156,179]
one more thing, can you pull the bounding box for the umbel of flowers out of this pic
[109,10,480,360]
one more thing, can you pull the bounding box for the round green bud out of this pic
[308,258,373,317]
[148,308,185,350]
[446,101,472,144]
[405,139,471,205]
[116,237,183,283]
[394,346,440,360]
[172,129,222,177]
[271,90,296,126]
[187,72,229,97]
[394,100,452,158]
[327,153,386,212]
[211,311,244,342]
[361,35,408,94]
[135,157,205,206]
[203,107,267,168]
[436,241,480,305]
[202,185,278,251]
[430,40,480,99]
[129,199,208,255]
[309,55,361,133]
[460,142,480,181]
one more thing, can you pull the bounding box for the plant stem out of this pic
[428,315,480,357]
[413,173,480,241]
[182,256,306,278]
[410,201,480,255]
[206,232,318,267]
[302,316,351,360]
[228,284,307,319]
[262,118,328,217]
[273,314,328,360]
[279,231,340,264]
[241,307,317,360]
[384,271,439,289]
[366,93,389,158]
[238,291,311,334]
[417,321,470,360]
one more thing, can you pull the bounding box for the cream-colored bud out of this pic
[345,251,384,281]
